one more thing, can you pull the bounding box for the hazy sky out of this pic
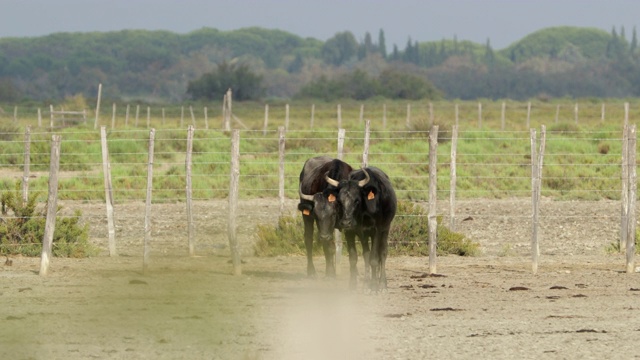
[2,0,639,49]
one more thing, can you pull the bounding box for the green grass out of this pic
[0,99,633,205]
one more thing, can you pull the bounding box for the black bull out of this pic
[327,167,397,291]
[297,156,352,277]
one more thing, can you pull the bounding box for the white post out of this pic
[278,127,286,214]
[143,129,155,273]
[428,126,439,274]
[39,135,61,276]
[94,83,102,129]
[229,130,242,275]
[100,126,116,256]
[186,125,195,256]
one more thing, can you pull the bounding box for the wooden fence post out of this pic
[406,103,411,128]
[428,125,439,274]
[100,126,116,256]
[278,126,286,215]
[621,123,629,251]
[204,107,209,129]
[94,83,102,129]
[449,125,458,230]
[125,104,130,127]
[526,102,531,128]
[161,108,166,127]
[359,104,364,125]
[186,125,195,256]
[146,106,151,128]
[180,106,184,128]
[310,104,315,129]
[22,126,31,204]
[337,104,342,129]
[362,120,371,168]
[37,108,42,128]
[477,103,482,128]
[626,125,637,273]
[335,128,346,273]
[229,129,242,275]
[574,103,579,124]
[555,105,560,123]
[39,135,61,276]
[143,129,155,273]
[135,105,140,127]
[111,103,116,129]
[530,126,546,274]
[263,104,269,136]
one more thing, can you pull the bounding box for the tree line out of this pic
[0,25,639,103]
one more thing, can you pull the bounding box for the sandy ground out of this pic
[2,198,640,360]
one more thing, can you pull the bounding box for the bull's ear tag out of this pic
[367,191,375,200]
[302,209,310,215]
[328,194,336,202]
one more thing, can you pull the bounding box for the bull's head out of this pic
[299,185,339,242]
[327,168,371,230]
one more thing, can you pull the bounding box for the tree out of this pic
[378,29,387,59]
[186,61,264,101]
[321,31,358,66]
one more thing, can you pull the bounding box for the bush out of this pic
[388,201,480,256]
[254,215,320,256]
[0,183,95,257]
[254,201,480,257]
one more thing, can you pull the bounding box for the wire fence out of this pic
[0,120,635,272]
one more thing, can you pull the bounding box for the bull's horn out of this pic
[299,184,315,201]
[325,172,340,187]
[358,167,370,187]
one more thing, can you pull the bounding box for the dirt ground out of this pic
[2,198,640,360]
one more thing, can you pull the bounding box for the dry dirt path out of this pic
[2,198,640,359]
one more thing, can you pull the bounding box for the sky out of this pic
[2,0,640,49]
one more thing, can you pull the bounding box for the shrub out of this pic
[254,215,320,256]
[254,201,480,257]
[388,201,480,256]
[0,183,95,257]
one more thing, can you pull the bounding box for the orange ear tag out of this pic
[328,194,336,202]
[302,209,310,215]
[367,191,375,200]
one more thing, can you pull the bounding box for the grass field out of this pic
[0,99,635,204]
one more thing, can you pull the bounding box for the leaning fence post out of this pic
[101,126,117,257]
[143,129,155,273]
[626,125,637,273]
[428,125,439,274]
[39,135,61,276]
[186,125,195,256]
[228,130,242,275]
[94,83,102,129]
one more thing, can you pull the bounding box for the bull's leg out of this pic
[303,215,316,277]
[345,230,358,290]
[358,231,371,284]
[379,229,390,290]
[369,230,381,292]
[323,238,336,277]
